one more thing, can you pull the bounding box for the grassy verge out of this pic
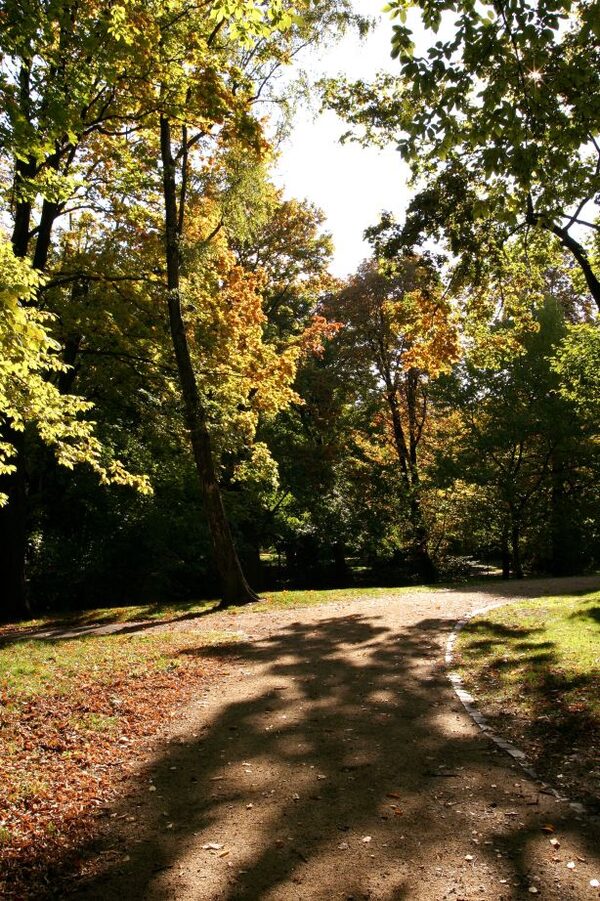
[0,583,435,639]
[455,589,600,811]
[0,625,241,899]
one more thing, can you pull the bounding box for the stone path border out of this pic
[445,600,588,817]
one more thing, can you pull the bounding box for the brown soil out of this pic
[64,576,600,899]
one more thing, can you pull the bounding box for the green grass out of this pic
[0,584,436,638]
[457,589,600,717]
[230,584,434,614]
[0,627,241,701]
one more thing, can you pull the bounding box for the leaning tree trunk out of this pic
[160,115,259,607]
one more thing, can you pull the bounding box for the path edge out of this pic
[445,600,587,817]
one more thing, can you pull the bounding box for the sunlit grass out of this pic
[0,583,438,638]
[0,627,241,701]
[228,584,435,614]
[457,590,600,722]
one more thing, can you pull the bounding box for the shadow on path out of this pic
[66,606,600,900]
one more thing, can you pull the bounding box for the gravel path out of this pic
[73,576,600,900]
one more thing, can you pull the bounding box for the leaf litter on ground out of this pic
[0,625,235,899]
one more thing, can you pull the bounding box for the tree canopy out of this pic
[0,0,598,620]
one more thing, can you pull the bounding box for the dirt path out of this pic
[72,577,600,900]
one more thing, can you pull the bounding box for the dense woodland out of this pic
[1,0,599,620]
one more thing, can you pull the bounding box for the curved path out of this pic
[74,576,600,900]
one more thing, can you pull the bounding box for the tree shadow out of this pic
[441,573,600,600]
[456,613,600,818]
[47,611,599,900]
[0,601,222,648]
[569,604,600,625]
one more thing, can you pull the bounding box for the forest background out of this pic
[1,0,599,621]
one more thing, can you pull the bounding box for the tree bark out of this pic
[549,223,600,312]
[511,520,523,579]
[526,197,600,311]
[549,451,577,576]
[501,522,511,579]
[160,115,259,607]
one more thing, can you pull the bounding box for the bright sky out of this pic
[273,2,411,277]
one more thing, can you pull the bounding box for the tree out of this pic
[432,295,596,577]
[0,0,354,615]
[326,0,600,307]
[0,0,161,617]
[325,255,458,580]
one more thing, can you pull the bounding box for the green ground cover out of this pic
[456,590,600,810]
[0,583,434,639]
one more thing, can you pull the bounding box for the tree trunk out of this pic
[549,223,600,312]
[511,520,523,579]
[549,452,578,576]
[160,115,258,607]
[409,494,437,583]
[332,541,349,585]
[501,522,511,579]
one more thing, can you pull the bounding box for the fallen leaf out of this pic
[202,843,224,851]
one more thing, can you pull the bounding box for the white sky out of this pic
[273,2,411,277]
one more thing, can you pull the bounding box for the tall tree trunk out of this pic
[332,541,349,585]
[160,115,258,607]
[408,493,437,583]
[549,452,577,576]
[404,370,437,582]
[501,521,511,579]
[511,519,523,579]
